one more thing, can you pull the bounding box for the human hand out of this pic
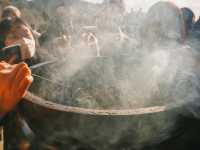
[0,62,33,114]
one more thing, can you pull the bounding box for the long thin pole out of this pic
[0,126,3,150]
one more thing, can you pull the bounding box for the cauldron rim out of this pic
[24,92,170,116]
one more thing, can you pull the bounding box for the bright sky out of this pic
[83,0,200,17]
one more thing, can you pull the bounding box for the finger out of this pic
[18,76,33,98]
[0,63,15,77]
[0,61,12,70]
[15,64,31,85]
[9,63,27,93]
[11,63,28,82]
[12,67,32,93]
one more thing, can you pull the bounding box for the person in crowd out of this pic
[0,17,35,64]
[0,61,33,121]
[180,8,200,47]
[181,7,195,35]
[1,5,21,20]
[141,1,186,46]
[1,6,25,44]
[1,5,38,38]
[141,2,200,150]
[0,17,12,49]
[5,18,36,62]
[0,5,36,65]
[193,16,200,31]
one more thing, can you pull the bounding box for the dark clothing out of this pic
[0,35,6,50]
[0,115,5,125]
[193,18,200,31]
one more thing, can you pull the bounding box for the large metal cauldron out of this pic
[20,92,183,150]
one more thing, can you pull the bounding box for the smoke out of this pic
[14,0,200,149]
[23,0,200,115]
[31,1,200,110]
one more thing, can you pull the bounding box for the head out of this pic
[5,18,33,46]
[181,7,195,32]
[9,18,30,38]
[3,17,35,61]
[1,5,21,20]
[141,1,186,44]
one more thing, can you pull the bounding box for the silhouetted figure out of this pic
[141,2,200,150]
[193,16,200,31]
[181,7,195,34]
[141,1,185,46]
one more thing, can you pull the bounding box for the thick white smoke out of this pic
[15,0,200,149]
[27,0,200,111]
